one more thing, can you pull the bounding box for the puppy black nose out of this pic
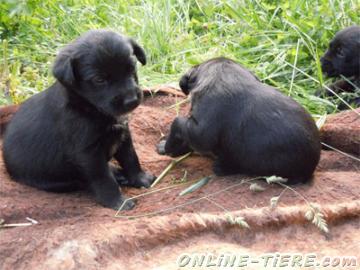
[123,96,139,111]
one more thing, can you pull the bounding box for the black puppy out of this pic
[320,25,360,109]
[157,57,321,184]
[3,30,155,210]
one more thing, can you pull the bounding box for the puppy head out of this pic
[321,25,360,78]
[179,67,199,95]
[53,30,146,117]
[179,57,257,95]
[179,58,226,95]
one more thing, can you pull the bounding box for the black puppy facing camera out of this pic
[319,25,360,109]
[158,57,321,184]
[3,30,155,210]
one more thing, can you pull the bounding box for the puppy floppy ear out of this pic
[179,73,190,95]
[129,39,146,65]
[53,51,76,87]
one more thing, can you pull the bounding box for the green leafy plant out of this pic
[0,0,358,111]
[179,176,211,196]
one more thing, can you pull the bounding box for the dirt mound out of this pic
[320,108,360,156]
[1,91,359,270]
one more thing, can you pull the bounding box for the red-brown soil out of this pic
[0,104,18,136]
[320,108,360,156]
[0,90,359,270]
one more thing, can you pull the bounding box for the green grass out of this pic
[0,0,359,115]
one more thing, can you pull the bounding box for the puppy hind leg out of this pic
[212,158,240,176]
[90,173,135,210]
[28,178,83,193]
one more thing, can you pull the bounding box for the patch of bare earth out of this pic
[0,91,359,270]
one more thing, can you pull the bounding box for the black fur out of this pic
[157,57,321,184]
[319,25,360,109]
[3,30,155,210]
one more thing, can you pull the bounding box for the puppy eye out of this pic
[188,76,196,83]
[187,76,197,87]
[92,76,106,85]
[336,47,345,57]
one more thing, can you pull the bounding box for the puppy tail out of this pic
[0,104,18,137]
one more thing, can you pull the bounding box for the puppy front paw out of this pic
[129,171,156,188]
[117,196,136,211]
[156,140,167,155]
[98,195,136,210]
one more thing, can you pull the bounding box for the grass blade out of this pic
[179,176,211,196]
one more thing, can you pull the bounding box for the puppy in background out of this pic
[320,25,360,109]
[158,57,321,184]
[3,30,155,210]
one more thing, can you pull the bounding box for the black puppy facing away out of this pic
[157,57,321,184]
[319,25,360,109]
[3,30,155,210]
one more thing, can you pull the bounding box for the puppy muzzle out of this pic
[123,96,140,111]
[112,90,142,113]
[320,57,337,77]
